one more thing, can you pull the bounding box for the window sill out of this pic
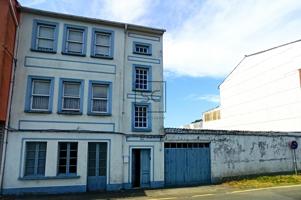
[90,55,113,60]
[87,112,112,116]
[132,89,152,93]
[61,51,86,57]
[132,128,152,132]
[30,48,57,54]
[24,110,52,114]
[133,52,152,56]
[19,175,80,180]
[57,111,82,115]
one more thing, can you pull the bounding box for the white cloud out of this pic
[185,94,220,103]
[89,0,155,24]
[19,0,301,78]
[164,0,301,77]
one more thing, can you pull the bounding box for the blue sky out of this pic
[19,0,301,127]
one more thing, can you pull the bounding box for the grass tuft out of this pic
[224,175,301,189]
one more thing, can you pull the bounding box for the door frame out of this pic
[86,141,110,191]
[128,146,154,187]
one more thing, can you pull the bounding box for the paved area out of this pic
[2,184,301,200]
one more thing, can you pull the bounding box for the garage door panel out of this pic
[164,143,211,186]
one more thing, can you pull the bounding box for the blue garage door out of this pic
[164,143,211,186]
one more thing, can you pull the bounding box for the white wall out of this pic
[10,12,164,135]
[203,41,301,131]
[165,131,301,182]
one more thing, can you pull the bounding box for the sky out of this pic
[18,0,301,127]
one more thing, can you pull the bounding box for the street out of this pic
[3,184,301,200]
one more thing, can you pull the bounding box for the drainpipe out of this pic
[0,2,19,191]
[121,24,128,188]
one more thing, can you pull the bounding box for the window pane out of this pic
[68,29,83,42]
[37,39,53,50]
[32,96,49,110]
[69,166,77,173]
[67,42,82,53]
[95,46,109,56]
[63,98,80,110]
[93,99,107,112]
[38,25,54,39]
[95,33,110,46]
[33,80,50,95]
[64,82,80,97]
[93,85,107,98]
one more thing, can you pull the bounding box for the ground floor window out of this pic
[58,142,78,175]
[25,142,47,176]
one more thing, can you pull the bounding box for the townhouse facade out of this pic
[2,7,165,194]
[203,39,301,131]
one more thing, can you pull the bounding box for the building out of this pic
[203,39,301,131]
[0,0,20,191]
[182,119,203,129]
[2,6,165,195]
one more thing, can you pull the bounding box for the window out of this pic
[62,24,87,56]
[58,142,78,176]
[25,76,54,113]
[133,42,152,56]
[133,64,152,91]
[31,20,59,53]
[91,28,114,59]
[24,142,47,177]
[132,103,152,132]
[88,81,112,115]
[58,79,84,114]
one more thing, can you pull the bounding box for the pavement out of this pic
[2,184,301,200]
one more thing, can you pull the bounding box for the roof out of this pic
[20,6,166,35]
[218,38,301,88]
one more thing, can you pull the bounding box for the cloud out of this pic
[88,0,156,24]
[19,0,301,78]
[164,0,301,77]
[185,94,220,103]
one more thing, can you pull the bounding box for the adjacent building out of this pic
[203,39,301,131]
[182,119,203,129]
[2,6,165,194]
[0,0,20,190]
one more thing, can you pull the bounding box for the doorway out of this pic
[131,149,151,188]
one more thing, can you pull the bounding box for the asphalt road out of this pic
[3,184,301,200]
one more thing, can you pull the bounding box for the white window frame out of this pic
[30,79,51,111]
[62,82,81,111]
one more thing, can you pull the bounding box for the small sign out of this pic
[290,141,298,149]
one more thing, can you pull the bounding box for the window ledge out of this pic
[57,111,82,115]
[133,52,152,56]
[19,175,80,180]
[61,51,86,57]
[90,55,113,60]
[87,112,112,116]
[30,48,57,54]
[132,128,152,132]
[132,89,152,93]
[25,110,52,114]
